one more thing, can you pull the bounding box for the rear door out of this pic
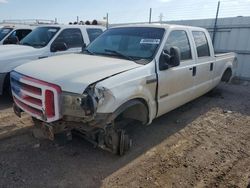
[157,29,196,117]
[191,30,215,97]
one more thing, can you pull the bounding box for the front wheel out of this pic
[102,126,132,156]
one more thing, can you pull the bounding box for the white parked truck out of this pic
[0,24,105,95]
[0,25,35,45]
[11,24,237,155]
[0,19,57,45]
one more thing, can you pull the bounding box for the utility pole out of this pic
[149,8,152,23]
[106,13,109,29]
[212,1,220,45]
[77,16,79,23]
[159,13,163,24]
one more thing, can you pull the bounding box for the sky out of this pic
[0,0,250,24]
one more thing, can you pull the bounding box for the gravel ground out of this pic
[0,82,249,188]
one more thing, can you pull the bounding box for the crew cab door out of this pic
[157,30,196,117]
[191,30,215,98]
[49,28,84,56]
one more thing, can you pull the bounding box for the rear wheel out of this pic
[221,68,232,83]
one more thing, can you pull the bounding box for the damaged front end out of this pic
[61,84,110,121]
[32,84,132,155]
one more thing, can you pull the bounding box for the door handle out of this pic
[192,67,197,76]
[38,56,48,59]
[189,67,196,76]
[210,63,214,71]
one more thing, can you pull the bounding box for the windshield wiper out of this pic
[83,49,95,55]
[104,49,138,63]
[21,42,32,46]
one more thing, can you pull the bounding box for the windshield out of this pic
[0,28,13,41]
[86,27,165,63]
[20,27,60,48]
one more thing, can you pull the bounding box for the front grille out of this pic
[11,71,61,123]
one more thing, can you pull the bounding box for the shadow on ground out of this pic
[0,94,12,111]
[0,83,249,188]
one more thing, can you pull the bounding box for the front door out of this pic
[157,30,196,117]
[50,28,84,56]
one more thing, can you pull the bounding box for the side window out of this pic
[192,31,210,57]
[54,28,84,49]
[87,29,103,42]
[2,29,31,44]
[165,30,192,61]
[12,29,32,41]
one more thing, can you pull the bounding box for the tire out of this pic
[3,73,12,97]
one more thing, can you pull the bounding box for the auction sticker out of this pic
[140,39,161,44]
[48,29,58,33]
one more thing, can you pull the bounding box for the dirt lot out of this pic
[0,82,249,188]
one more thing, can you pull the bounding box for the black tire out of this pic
[221,68,232,83]
[3,73,12,97]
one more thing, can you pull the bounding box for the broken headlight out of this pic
[61,92,88,117]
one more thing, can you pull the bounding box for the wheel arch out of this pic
[110,98,150,125]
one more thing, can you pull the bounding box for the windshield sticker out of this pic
[48,29,58,33]
[140,39,160,44]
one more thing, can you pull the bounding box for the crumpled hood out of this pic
[0,45,37,59]
[14,54,142,94]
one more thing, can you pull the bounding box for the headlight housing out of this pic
[61,92,88,117]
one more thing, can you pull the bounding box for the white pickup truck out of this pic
[11,24,237,155]
[0,24,105,95]
[0,25,35,45]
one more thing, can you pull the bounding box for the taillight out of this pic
[45,90,55,118]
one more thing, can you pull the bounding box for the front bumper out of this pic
[0,73,7,95]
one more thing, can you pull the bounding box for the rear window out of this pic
[192,31,210,57]
[87,28,103,42]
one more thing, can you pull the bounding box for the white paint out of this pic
[13,24,236,124]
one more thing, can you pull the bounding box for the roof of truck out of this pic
[35,24,106,29]
[112,23,207,31]
[0,24,36,29]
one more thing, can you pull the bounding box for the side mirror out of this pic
[3,36,19,45]
[81,43,87,52]
[159,46,181,71]
[51,42,68,52]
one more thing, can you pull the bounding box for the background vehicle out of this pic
[0,24,105,95]
[0,19,58,45]
[11,24,237,155]
[0,25,34,45]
